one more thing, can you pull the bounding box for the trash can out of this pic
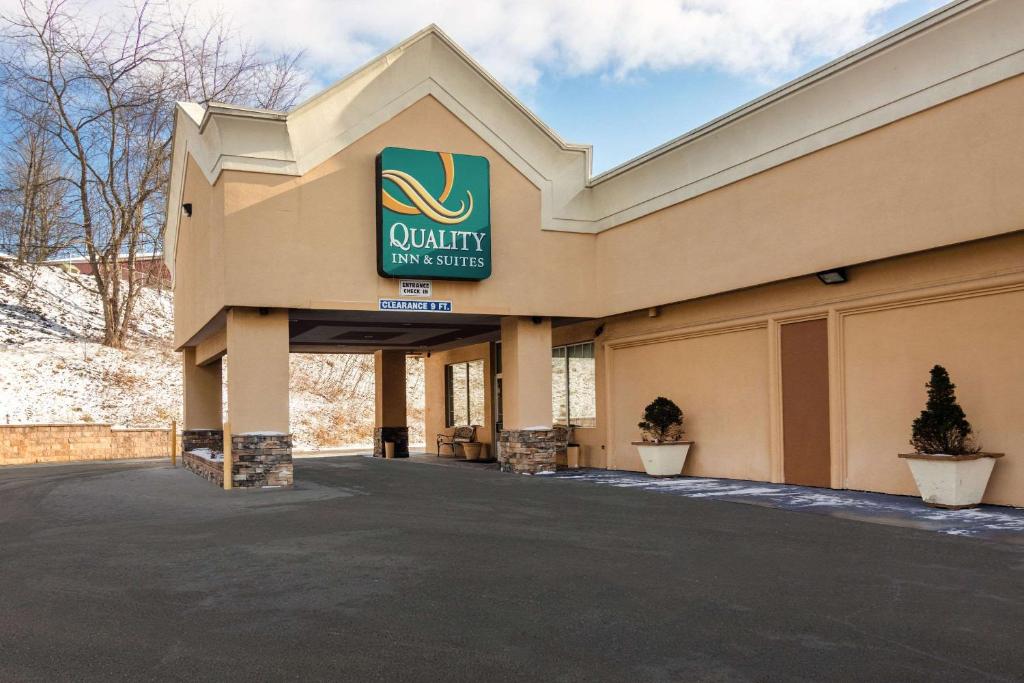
[567,444,581,469]
[385,441,396,459]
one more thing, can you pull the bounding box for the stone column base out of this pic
[498,428,568,474]
[232,433,293,487]
[374,427,409,458]
[181,431,292,488]
[181,428,223,453]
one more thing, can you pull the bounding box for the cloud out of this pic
[209,0,925,89]
[1,0,935,90]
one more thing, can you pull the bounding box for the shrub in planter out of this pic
[638,396,684,443]
[909,365,978,455]
[634,397,691,476]
[899,365,1003,508]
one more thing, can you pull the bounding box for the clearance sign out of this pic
[376,147,491,280]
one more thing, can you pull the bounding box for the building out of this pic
[46,252,171,285]
[165,0,1024,504]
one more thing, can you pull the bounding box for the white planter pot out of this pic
[898,452,1004,508]
[633,442,693,477]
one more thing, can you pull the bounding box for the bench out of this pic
[437,425,478,458]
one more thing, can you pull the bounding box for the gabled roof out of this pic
[165,0,1024,275]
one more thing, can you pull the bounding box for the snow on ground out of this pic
[555,469,1024,540]
[0,258,172,344]
[0,260,177,426]
[0,260,424,450]
[0,339,181,426]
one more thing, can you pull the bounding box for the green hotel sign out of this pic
[376,147,491,280]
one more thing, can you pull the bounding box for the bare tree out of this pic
[291,354,375,404]
[0,110,75,261]
[170,6,306,110]
[0,0,305,347]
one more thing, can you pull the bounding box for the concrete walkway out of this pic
[1,456,1022,680]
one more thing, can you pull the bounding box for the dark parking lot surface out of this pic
[1,456,1022,681]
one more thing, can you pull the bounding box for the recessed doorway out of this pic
[780,318,831,488]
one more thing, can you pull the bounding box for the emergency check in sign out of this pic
[399,280,432,297]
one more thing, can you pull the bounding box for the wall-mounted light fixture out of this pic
[181,202,192,218]
[816,268,848,285]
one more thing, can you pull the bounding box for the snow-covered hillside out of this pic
[0,258,423,449]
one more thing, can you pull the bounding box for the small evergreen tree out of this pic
[910,365,979,455]
[638,397,684,442]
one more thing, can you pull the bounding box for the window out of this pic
[552,341,596,428]
[445,360,485,427]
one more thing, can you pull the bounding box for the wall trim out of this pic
[767,319,784,483]
[607,321,768,350]
[599,260,1024,348]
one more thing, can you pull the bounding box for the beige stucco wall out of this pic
[582,231,1024,505]
[424,325,609,466]
[175,76,1024,350]
[182,347,223,431]
[168,59,1024,505]
[174,95,598,347]
[606,327,772,479]
[393,231,1024,507]
[424,342,492,456]
[842,289,1024,507]
[552,321,608,469]
[593,73,1024,315]
[195,326,226,366]
[174,156,226,348]
[225,308,290,434]
[499,317,553,429]
[375,350,408,428]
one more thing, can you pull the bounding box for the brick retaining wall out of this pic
[0,424,171,466]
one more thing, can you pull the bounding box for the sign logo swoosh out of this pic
[381,152,473,225]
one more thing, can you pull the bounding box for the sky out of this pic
[1,0,949,173]
[227,0,949,173]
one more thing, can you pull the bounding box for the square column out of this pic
[497,317,566,474]
[225,307,292,487]
[374,350,409,458]
[181,347,223,453]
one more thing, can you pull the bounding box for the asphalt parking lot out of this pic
[1,456,1022,681]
